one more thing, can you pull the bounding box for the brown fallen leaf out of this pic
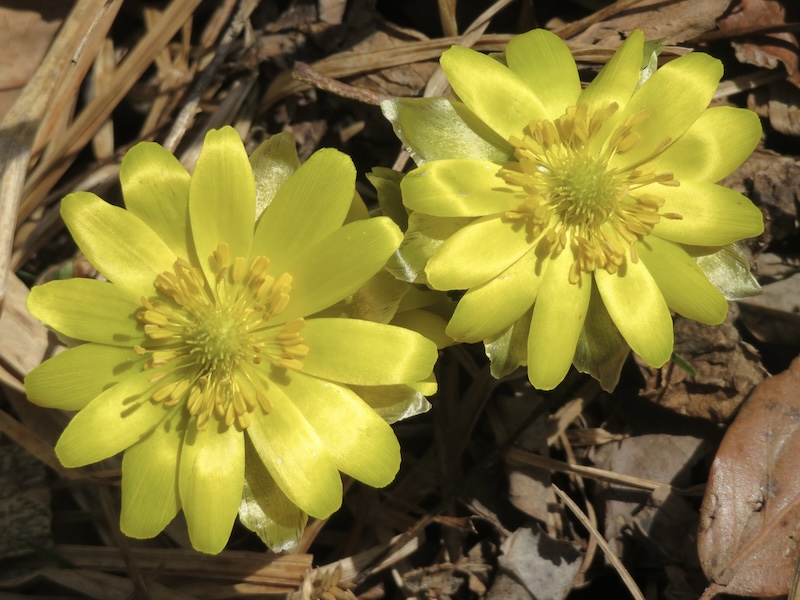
[698,355,800,598]
[717,0,800,88]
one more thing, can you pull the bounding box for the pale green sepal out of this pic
[485,309,531,379]
[446,249,541,343]
[528,252,591,391]
[573,283,630,392]
[337,269,408,324]
[120,408,185,539]
[189,126,256,284]
[120,142,191,258]
[441,45,549,142]
[277,218,402,323]
[426,215,536,291]
[638,236,728,325]
[351,384,432,424]
[249,131,300,219]
[402,159,520,217]
[253,148,354,276]
[246,381,342,519]
[62,192,176,298]
[283,373,400,487]
[595,259,673,368]
[506,29,581,121]
[54,368,177,467]
[391,308,452,349]
[638,37,667,88]
[691,244,762,300]
[240,436,307,553]
[27,279,145,346]
[179,420,244,554]
[389,213,474,284]
[25,344,144,411]
[612,52,723,169]
[367,167,408,231]
[301,319,438,385]
[380,97,512,166]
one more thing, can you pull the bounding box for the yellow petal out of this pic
[390,213,474,284]
[595,258,673,367]
[579,30,643,115]
[120,409,185,539]
[189,127,256,284]
[55,369,177,467]
[527,249,591,390]
[283,373,400,487]
[252,148,354,276]
[426,215,535,290]
[440,45,548,141]
[506,29,581,120]
[27,279,145,346]
[120,141,191,258]
[613,52,723,169]
[390,309,452,349]
[301,318,437,385]
[240,437,307,553]
[651,181,764,245]
[62,192,176,298]
[447,248,542,343]
[638,236,728,325]
[246,381,342,519]
[276,217,402,323]
[25,344,144,411]
[179,419,244,554]
[402,159,521,217]
[654,106,762,183]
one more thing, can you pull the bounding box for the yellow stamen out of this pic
[497,102,682,281]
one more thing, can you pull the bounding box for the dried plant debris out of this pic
[698,357,800,598]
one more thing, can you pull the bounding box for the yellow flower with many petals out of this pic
[383,29,763,390]
[25,127,438,553]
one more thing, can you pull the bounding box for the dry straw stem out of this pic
[505,446,694,493]
[16,0,205,227]
[553,484,646,600]
[0,0,119,308]
[11,545,313,592]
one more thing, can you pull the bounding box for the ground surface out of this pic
[1,1,799,599]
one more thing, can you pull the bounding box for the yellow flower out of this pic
[383,29,763,390]
[25,127,438,553]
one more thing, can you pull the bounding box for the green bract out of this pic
[25,127,438,554]
[383,29,764,391]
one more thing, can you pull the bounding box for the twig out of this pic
[553,484,646,600]
[291,62,391,106]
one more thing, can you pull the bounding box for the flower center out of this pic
[498,102,682,283]
[134,243,308,430]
